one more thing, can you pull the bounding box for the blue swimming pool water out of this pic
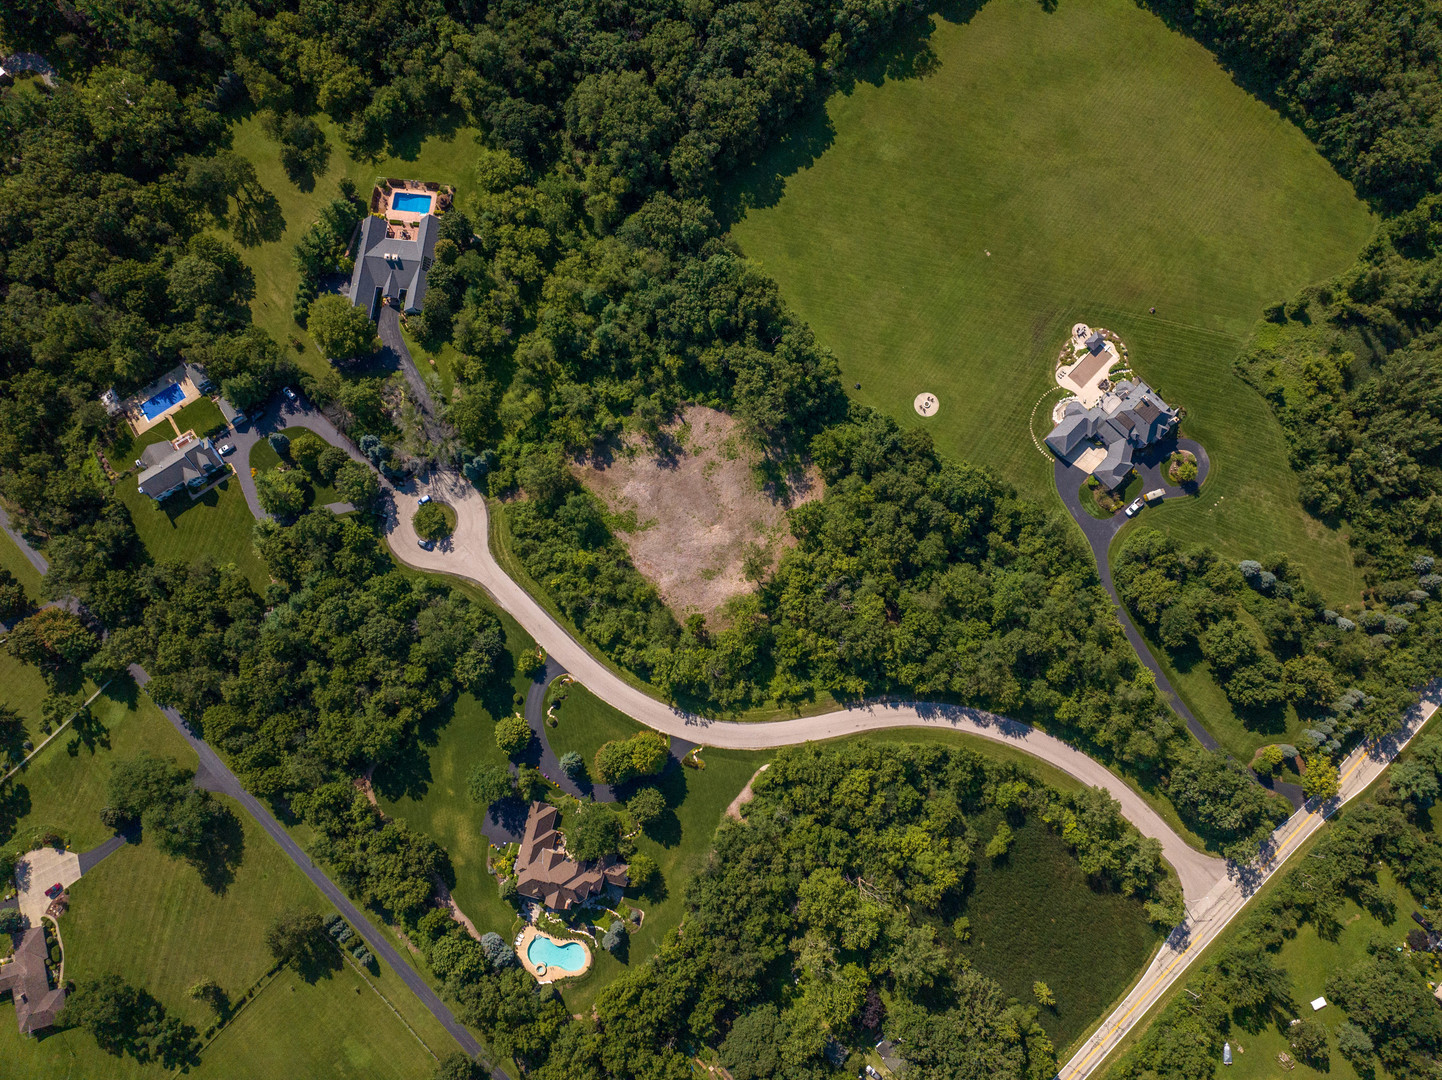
[392,191,433,214]
[527,935,586,972]
[140,382,186,420]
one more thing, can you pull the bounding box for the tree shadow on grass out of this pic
[191,805,245,895]
[0,784,33,847]
[65,705,110,757]
[229,186,286,247]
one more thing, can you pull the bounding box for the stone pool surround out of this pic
[517,924,592,984]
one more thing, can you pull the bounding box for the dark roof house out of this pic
[0,927,65,1035]
[1045,379,1178,489]
[515,803,628,911]
[136,438,225,501]
[349,214,439,319]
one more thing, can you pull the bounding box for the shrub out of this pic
[626,851,659,890]
[628,787,667,827]
[480,931,515,969]
[0,909,26,934]
[602,919,628,954]
[517,649,546,679]
[1336,617,1357,631]
[494,714,532,757]
[267,432,290,458]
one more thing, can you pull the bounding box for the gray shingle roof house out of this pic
[1085,329,1107,354]
[349,214,439,319]
[1045,379,1178,489]
[515,803,628,911]
[0,927,65,1035]
[136,438,225,501]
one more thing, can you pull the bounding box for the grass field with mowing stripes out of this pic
[729,0,1374,602]
[116,475,269,593]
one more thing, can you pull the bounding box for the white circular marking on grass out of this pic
[913,392,939,417]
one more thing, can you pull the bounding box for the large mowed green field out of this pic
[729,0,1374,601]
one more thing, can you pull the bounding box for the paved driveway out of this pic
[14,847,81,924]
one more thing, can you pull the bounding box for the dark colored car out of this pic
[45,882,63,899]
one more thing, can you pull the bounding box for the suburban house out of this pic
[136,437,226,501]
[0,927,65,1035]
[348,213,438,320]
[514,803,628,911]
[1046,378,1178,489]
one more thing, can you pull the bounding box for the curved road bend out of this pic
[1059,691,1438,1080]
[386,471,1228,906]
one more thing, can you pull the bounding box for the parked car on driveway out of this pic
[44,883,63,899]
[218,444,234,456]
[1124,497,1145,517]
[418,538,434,551]
[418,494,432,505]
[281,386,297,402]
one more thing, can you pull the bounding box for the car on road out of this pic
[418,538,434,551]
[1124,497,1145,517]
[281,386,297,402]
[417,494,432,505]
[217,444,234,456]
[44,882,63,899]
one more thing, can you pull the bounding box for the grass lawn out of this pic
[545,681,644,769]
[249,426,345,507]
[109,418,179,467]
[0,527,43,604]
[0,679,453,1079]
[222,113,485,384]
[116,474,269,593]
[171,396,228,438]
[728,0,1373,603]
[961,809,1163,1054]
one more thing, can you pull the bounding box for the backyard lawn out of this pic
[221,114,485,384]
[116,474,269,593]
[249,426,347,508]
[171,396,228,438]
[728,0,1374,603]
[0,528,42,605]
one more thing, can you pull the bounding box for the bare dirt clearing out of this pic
[577,406,820,620]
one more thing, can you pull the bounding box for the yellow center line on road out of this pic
[1062,736,1395,1079]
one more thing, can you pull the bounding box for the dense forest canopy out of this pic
[2,0,1442,1074]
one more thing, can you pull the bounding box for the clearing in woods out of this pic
[576,405,821,620]
[727,0,1376,602]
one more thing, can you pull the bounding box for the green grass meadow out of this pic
[0,527,43,605]
[221,115,485,383]
[728,0,1374,602]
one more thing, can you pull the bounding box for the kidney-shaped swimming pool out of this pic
[527,934,587,973]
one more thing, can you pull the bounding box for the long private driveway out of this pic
[1053,438,1306,807]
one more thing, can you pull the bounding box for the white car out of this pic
[417,494,432,505]
[218,444,234,457]
[281,386,298,402]
[1124,497,1145,517]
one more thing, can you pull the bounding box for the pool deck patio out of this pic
[125,374,200,436]
[516,925,592,985]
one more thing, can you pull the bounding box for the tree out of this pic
[601,918,628,954]
[565,806,621,861]
[1288,1017,1329,1065]
[187,978,229,1019]
[255,468,307,518]
[625,851,659,891]
[1335,1021,1374,1065]
[265,910,333,976]
[433,1051,488,1080]
[480,931,516,969]
[289,431,329,477]
[985,821,1013,859]
[415,502,452,541]
[1302,754,1340,802]
[0,567,28,620]
[1032,981,1056,1007]
[0,909,25,934]
[592,732,670,784]
[104,753,231,865]
[627,787,666,828]
[559,750,585,779]
[308,294,378,361]
[467,763,515,806]
[333,460,380,511]
[6,607,97,668]
[315,445,350,485]
[494,714,532,757]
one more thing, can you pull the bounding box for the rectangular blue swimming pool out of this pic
[392,191,433,214]
[139,382,186,420]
